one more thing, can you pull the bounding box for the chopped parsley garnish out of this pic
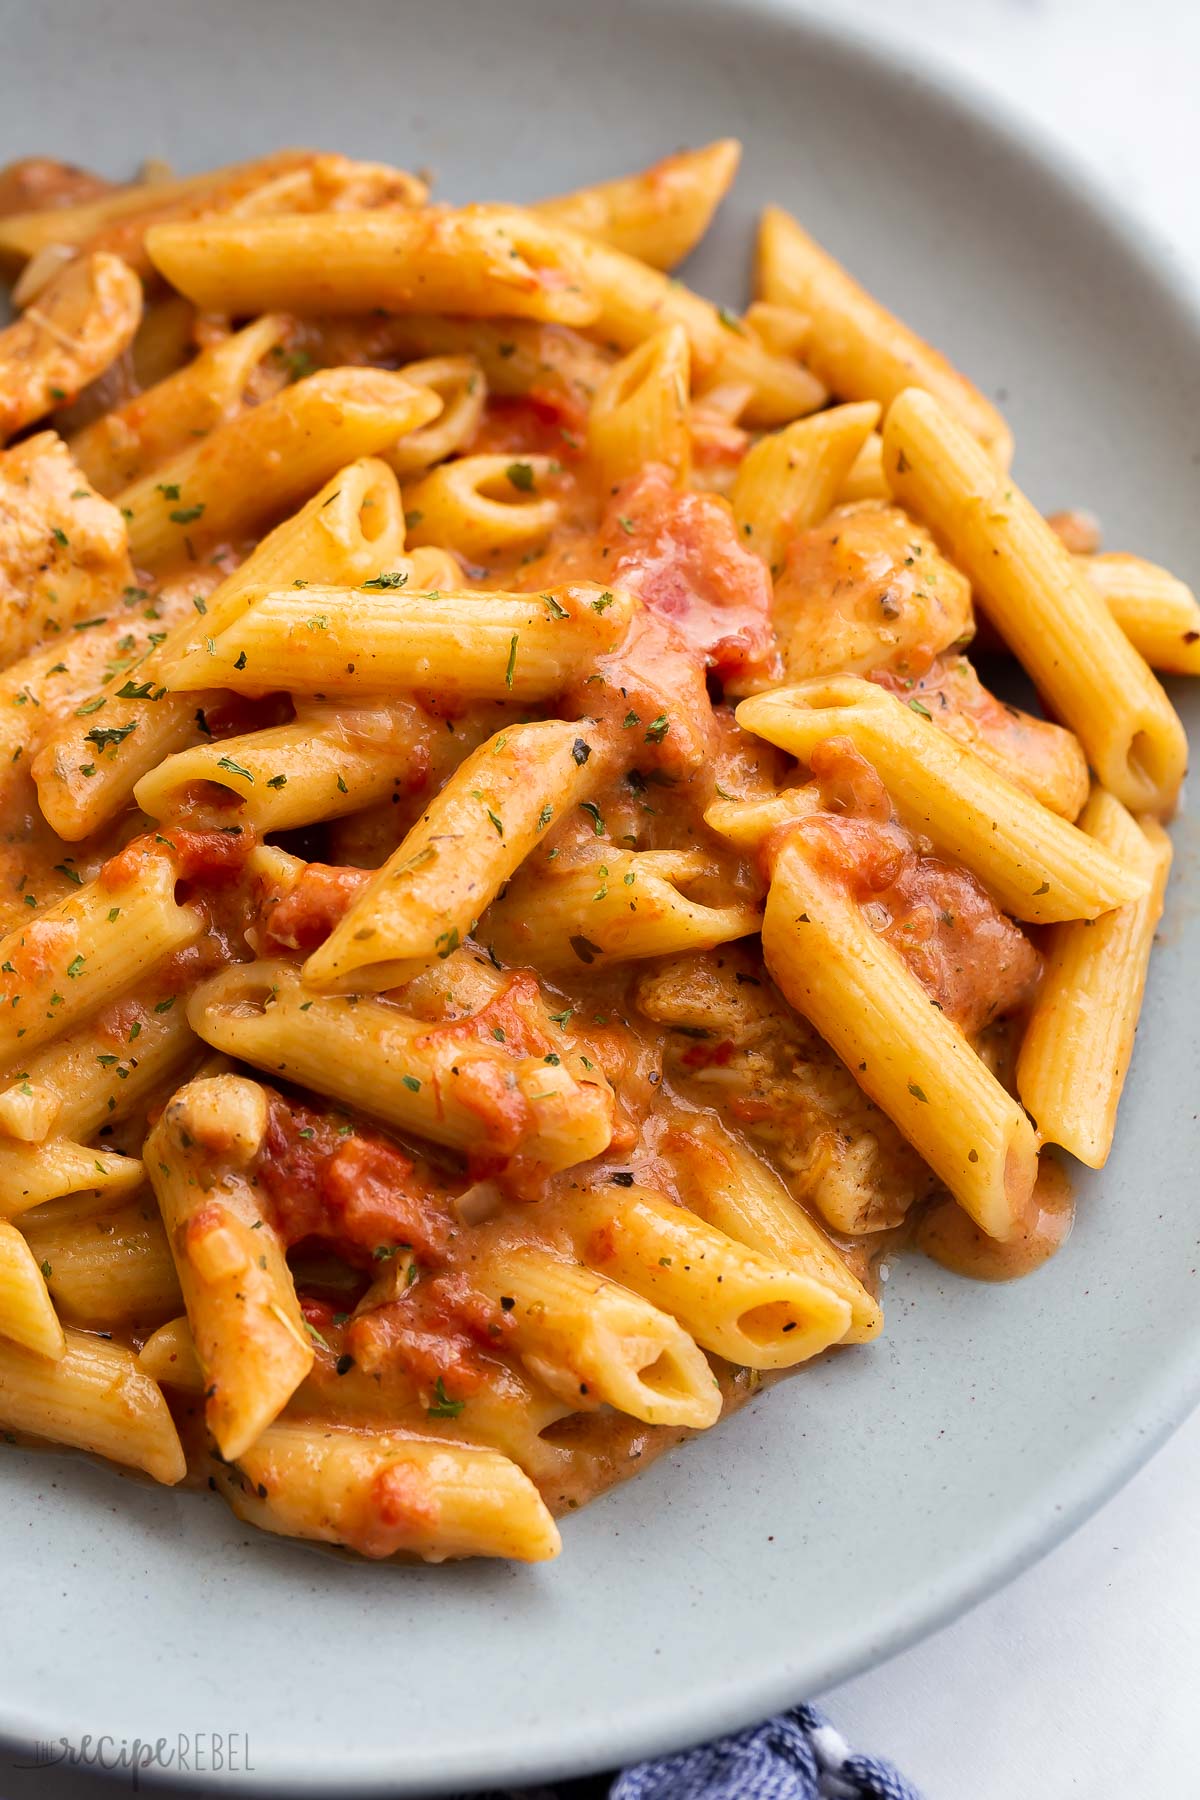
[427,1376,465,1419]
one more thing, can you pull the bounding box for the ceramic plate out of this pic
[1,1,1198,1791]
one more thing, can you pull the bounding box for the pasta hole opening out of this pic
[358,482,393,542]
[478,464,552,506]
[1125,726,1168,798]
[736,1300,805,1347]
[636,1347,698,1404]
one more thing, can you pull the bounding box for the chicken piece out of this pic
[0,251,142,441]
[0,433,134,665]
[774,500,972,681]
[0,157,113,218]
[636,945,938,1234]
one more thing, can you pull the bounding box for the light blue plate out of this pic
[1,1,1197,1791]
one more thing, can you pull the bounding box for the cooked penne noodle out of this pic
[403,453,563,560]
[0,977,198,1145]
[836,430,888,502]
[146,206,600,324]
[134,700,432,833]
[1016,791,1172,1167]
[139,1311,574,1485]
[159,582,635,701]
[116,367,439,567]
[883,387,1187,816]
[0,1220,66,1359]
[21,1192,182,1328]
[68,313,292,494]
[485,846,761,970]
[762,832,1039,1239]
[732,401,880,570]
[306,719,612,991]
[532,140,741,269]
[1075,552,1200,677]
[136,1314,203,1389]
[0,1327,185,1482]
[663,1109,883,1343]
[0,149,320,271]
[738,678,1146,922]
[32,456,405,839]
[216,1422,561,1563]
[316,313,614,409]
[0,252,141,442]
[541,221,825,425]
[757,206,1013,464]
[586,326,692,489]
[0,1138,144,1223]
[188,960,615,1174]
[568,1184,851,1368]
[703,785,823,848]
[0,842,203,1063]
[382,355,487,481]
[468,1242,721,1428]
[147,1073,313,1461]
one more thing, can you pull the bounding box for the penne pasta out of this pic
[0,1327,185,1482]
[32,456,406,839]
[0,840,203,1063]
[134,699,433,835]
[1075,552,1200,677]
[116,366,440,567]
[586,325,692,489]
[21,1191,182,1329]
[305,719,614,991]
[0,975,199,1145]
[1016,790,1172,1167]
[484,845,761,971]
[68,313,292,494]
[567,1184,851,1368]
[731,401,880,571]
[215,1422,561,1563]
[0,1138,144,1222]
[187,960,615,1175]
[468,1242,721,1428]
[382,355,487,481]
[0,1220,66,1359]
[159,582,635,702]
[403,453,563,560]
[539,220,825,426]
[762,831,1038,1240]
[757,206,1013,464]
[532,140,741,270]
[146,1073,313,1461]
[146,206,601,324]
[883,387,1187,816]
[0,149,321,271]
[663,1109,883,1344]
[737,678,1146,922]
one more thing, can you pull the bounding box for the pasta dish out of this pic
[0,142,1190,1562]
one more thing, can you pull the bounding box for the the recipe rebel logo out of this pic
[14,1732,255,1787]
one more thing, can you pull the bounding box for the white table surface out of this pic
[2,3,1198,1796]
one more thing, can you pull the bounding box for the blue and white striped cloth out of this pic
[467,1704,923,1799]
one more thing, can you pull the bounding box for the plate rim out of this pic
[2,2,1200,1790]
